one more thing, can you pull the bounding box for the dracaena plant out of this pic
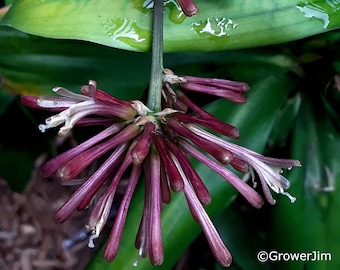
[19,0,302,267]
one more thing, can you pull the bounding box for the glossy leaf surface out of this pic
[2,0,340,52]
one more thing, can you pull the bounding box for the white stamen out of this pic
[242,167,257,188]
[282,191,296,203]
[38,124,47,133]
[88,224,100,248]
[38,99,97,136]
[133,248,143,267]
[38,110,68,133]
[133,226,146,267]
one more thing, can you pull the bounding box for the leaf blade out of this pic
[2,0,340,52]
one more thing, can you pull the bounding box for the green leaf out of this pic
[269,97,340,270]
[0,25,298,97]
[0,25,151,98]
[268,93,302,148]
[86,60,296,269]
[2,0,340,52]
[0,88,15,115]
[214,206,270,270]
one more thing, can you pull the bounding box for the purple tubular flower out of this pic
[179,75,249,104]
[86,144,133,251]
[187,125,301,203]
[21,96,48,110]
[180,81,247,104]
[166,139,211,205]
[182,169,232,267]
[179,139,264,209]
[48,123,140,180]
[177,0,198,16]
[153,135,184,191]
[176,90,217,119]
[104,163,143,261]
[81,83,132,107]
[31,82,137,136]
[182,76,250,92]
[87,188,115,249]
[167,144,231,266]
[230,156,249,173]
[159,164,171,204]
[164,70,249,104]
[54,143,129,223]
[131,122,156,165]
[135,168,151,262]
[75,117,119,126]
[133,151,164,266]
[22,86,88,111]
[167,118,234,165]
[41,122,125,177]
[148,150,164,265]
[172,112,240,139]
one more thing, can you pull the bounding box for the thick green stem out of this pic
[147,0,163,112]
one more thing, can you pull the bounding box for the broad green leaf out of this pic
[0,25,151,99]
[2,0,340,52]
[86,61,296,269]
[0,25,298,97]
[268,93,302,148]
[214,206,270,270]
[269,97,340,270]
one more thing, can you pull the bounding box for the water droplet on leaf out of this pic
[191,17,238,38]
[101,17,151,50]
[296,0,340,29]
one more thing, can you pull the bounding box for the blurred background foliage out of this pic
[0,0,340,269]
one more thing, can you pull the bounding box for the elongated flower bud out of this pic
[104,164,142,261]
[177,0,198,16]
[167,118,234,165]
[153,135,184,191]
[131,122,155,165]
[183,174,232,267]
[148,150,164,265]
[166,139,211,205]
[172,112,240,139]
[180,81,247,104]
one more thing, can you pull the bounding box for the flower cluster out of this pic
[21,69,300,267]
